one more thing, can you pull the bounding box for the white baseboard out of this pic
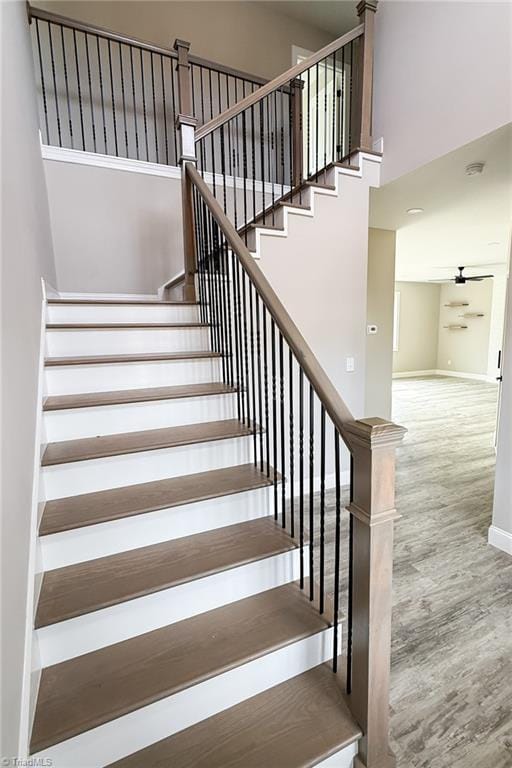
[57,291,160,301]
[393,369,497,383]
[488,525,512,556]
[392,370,436,379]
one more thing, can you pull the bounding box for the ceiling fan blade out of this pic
[427,279,453,283]
[466,274,494,280]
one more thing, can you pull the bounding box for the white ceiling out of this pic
[263,1,358,37]
[370,123,512,282]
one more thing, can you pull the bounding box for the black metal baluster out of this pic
[340,45,345,160]
[315,62,319,179]
[255,294,264,471]
[84,33,96,153]
[48,23,62,146]
[107,39,118,156]
[129,46,139,160]
[223,237,234,388]
[271,319,278,520]
[279,332,286,529]
[319,404,326,614]
[251,105,256,223]
[299,368,304,587]
[262,304,270,476]
[289,349,295,539]
[280,87,285,198]
[349,42,353,154]
[249,281,257,462]
[242,111,248,233]
[232,118,238,230]
[140,49,149,160]
[241,267,251,431]
[119,44,128,156]
[150,52,159,162]
[331,52,336,165]
[288,80,293,200]
[306,68,311,178]
[323,57,328,180]
[160,55,169,165]
[259,101,265,223]
[170,55,178,164]
[220,125,227,214]
[230,250,242,422]
[309,384,314,600]
[347,453,354,693]
[333,427,342,672]
[96,37,107,153]
[59,26,73,148]
[209,69,216,197]
[220,234,232,386]
[35,19,50,144]
[73,30,86,150]
[234,258,246,424]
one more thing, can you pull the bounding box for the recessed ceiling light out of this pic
[407,208,424,215]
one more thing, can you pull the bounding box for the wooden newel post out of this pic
[356,0,378,153]
[343,417,406,768]
[173,39,197,302]
[291,78,304,187]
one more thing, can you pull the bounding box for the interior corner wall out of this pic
[393,282,440,373]
[373,1,512,184]
[365,228,396,419]
[31,1,334,80]
[1,0,56,755]
[491,270,512,547]
[43,160,184,294]
[437,281,494,375]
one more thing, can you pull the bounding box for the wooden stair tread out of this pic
[41,419,255,466]
[45,350,220,367]
[36,518,294,627]
[43,382,236,411]
[30,584,329,753]
[40,463,273,535]
[109,664,361,768]
[47,298,198,305]
[46,322,208,329]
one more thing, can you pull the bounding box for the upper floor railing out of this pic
[29,6,265,166]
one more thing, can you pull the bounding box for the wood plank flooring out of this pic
[317,376,511,768]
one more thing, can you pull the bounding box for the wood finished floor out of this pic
[313,376,510,767]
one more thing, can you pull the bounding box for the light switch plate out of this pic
[346,357,355,372]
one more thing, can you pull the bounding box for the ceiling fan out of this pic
[429,266,494,284]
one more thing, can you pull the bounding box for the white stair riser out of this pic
[37,547,308,666]
[32,624,339,768]
[44,393,239,441]
[47,305,200,324]
[40,435,255,500]
[46,328,211,357]
[315,743,358,768]
[44,358,222,395]
[40,486,275,569]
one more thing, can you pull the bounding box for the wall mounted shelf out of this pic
[460,312,484,318]
[444,302,469,307]
[443,324,468,330]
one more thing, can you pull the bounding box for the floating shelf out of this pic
[444,324,468,330]
[444,301,469,307]
[460,312,484,318]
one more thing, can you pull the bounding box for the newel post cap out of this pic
[343,417,406,451]
[357,0,378,17]
[173,38,191,52]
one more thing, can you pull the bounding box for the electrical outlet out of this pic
[346,357,355,372]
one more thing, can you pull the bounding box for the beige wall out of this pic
[43,159,184,294]
[1,1,57,754]
[366,228,396,419]
[373,1,512,184]
[437,281,494,375]
[393,282,440,373]
[33,1,333,80]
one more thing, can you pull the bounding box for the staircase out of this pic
[26,3,407,767]
[32,295,359,767]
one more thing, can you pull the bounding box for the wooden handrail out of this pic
[195,23,364,142]
[186,163,355,435]
[27,5,267,85]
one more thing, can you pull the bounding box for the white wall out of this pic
[373,1,512,184]
[490,274,512,553]
[43,156,184,294]
[437,281,494,376]
[1,1,57,755]
[366,228,396,418]
[393,282,440,373]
